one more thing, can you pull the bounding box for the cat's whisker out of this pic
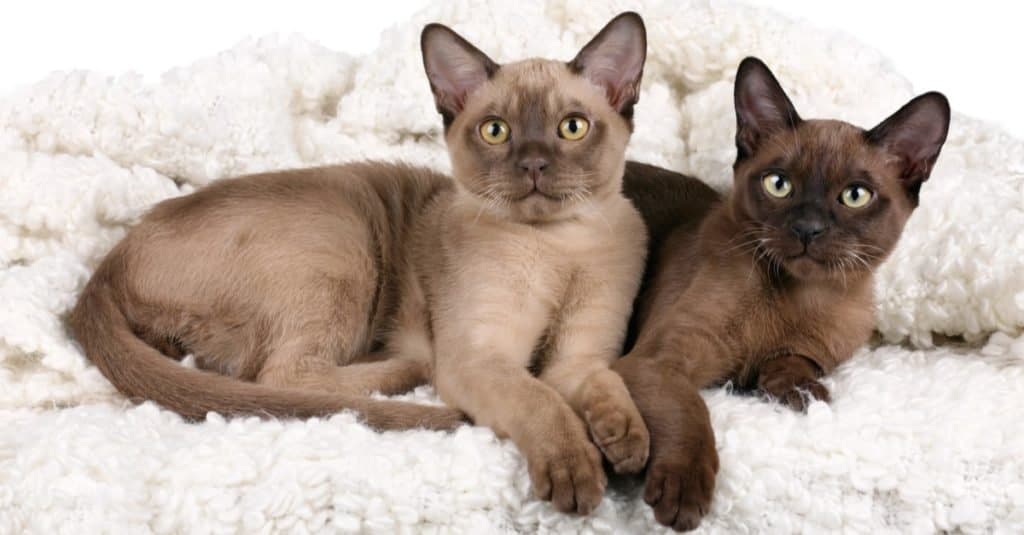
[850,243,884,262]
[750,239,776,282]
[473,180,501,225]
[580,190,612,232]
[723,239,763,256]
[724,228,766,254]
[847,250,871,271]
[727,225,773,258]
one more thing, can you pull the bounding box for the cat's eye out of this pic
[761,173,792,198]
[840,185,874,208]
[479,119,510,144]
[558,116,590,140]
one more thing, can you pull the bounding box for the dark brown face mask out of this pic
[731,57,951,282]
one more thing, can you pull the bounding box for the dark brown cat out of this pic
[617,57,951,531]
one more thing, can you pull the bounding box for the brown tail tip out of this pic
[364,403,470,432]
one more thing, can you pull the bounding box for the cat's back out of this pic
[144,161,453,229]
[110,161,455,303]
[622,161,721,248]
[623,162,722,332]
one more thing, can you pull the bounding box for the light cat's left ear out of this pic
[568,12,647,117]
[421,23,500,125]
[865,92,951,202]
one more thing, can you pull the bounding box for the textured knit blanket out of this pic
[2,0,1023,533]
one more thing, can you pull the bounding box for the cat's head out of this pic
[730,57,950,283]
[421,13,646,223]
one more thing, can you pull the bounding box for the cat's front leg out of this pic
[539,253,650,474]
[431,296,607,515]
[540,355,649,474]
[613,351,718,531]
[755,354,830,411]
[434,355,606,514]
[614,327,735,531]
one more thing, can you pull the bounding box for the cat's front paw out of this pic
[644,445,718,532]
[526,422,607,515]
[757,354,831,412]
[584,397,649,474]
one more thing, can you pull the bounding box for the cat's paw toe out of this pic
[585,402,649,474]
[529,439,607,515]
[757,355,831,412]
[768,379,830,412]
[644,455,716,532]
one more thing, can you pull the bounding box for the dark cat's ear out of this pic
[734,57,802,160]
[421,23,499,125]
[865,92,951,203]
[568,12,646,117]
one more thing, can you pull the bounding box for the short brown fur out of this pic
[69,12,652,515]
[617,57,951,531]
[420,13,651,514]
[69,163,467,430]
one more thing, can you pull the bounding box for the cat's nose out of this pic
[518,157,549,183]
[791,220,827,245]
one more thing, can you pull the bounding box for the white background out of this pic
[1,1,1021,137]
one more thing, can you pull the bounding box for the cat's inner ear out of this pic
[865,92,951,201]
[568,12,646,116]
[734,57,802,160]
[421,23,499,124]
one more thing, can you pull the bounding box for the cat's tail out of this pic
[67,275,465,432]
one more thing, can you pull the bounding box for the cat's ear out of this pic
[568,12,647,117]
[421,23,499,124]
[734,57,802,160]
[865,92,950,203]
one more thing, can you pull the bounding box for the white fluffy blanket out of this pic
[2,0,1023,532]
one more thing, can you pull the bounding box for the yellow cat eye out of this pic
[762,173,792,198]
[558,116,590,140]
[840,185,873,208]
[479,119,510,144]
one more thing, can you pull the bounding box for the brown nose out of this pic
[791,219,827,245]
[518,157,549,183]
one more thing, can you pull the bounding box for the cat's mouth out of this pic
[783,251,824,263]
[781,247,873,282]
[510,187,566,203]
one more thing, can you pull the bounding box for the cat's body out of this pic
[70,13,652,515]
[623,164,875,389]
[617,58,950,531]
[70,162,465,429]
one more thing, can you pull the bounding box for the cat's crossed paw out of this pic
[756,354,831,412]
[584,398,650,474]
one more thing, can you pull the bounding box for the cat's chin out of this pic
[783,254,870,284]
[781,255,832,282]
[507,195,582,224]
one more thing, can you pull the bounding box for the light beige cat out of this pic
[69,13,650,513]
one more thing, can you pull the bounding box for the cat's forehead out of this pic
[798,120,866,153]
[472,59,606,116]
[497,59,570,86]
[750,120,888,182]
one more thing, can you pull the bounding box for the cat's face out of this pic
[730,58,950,283]
[421,13,646,223]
